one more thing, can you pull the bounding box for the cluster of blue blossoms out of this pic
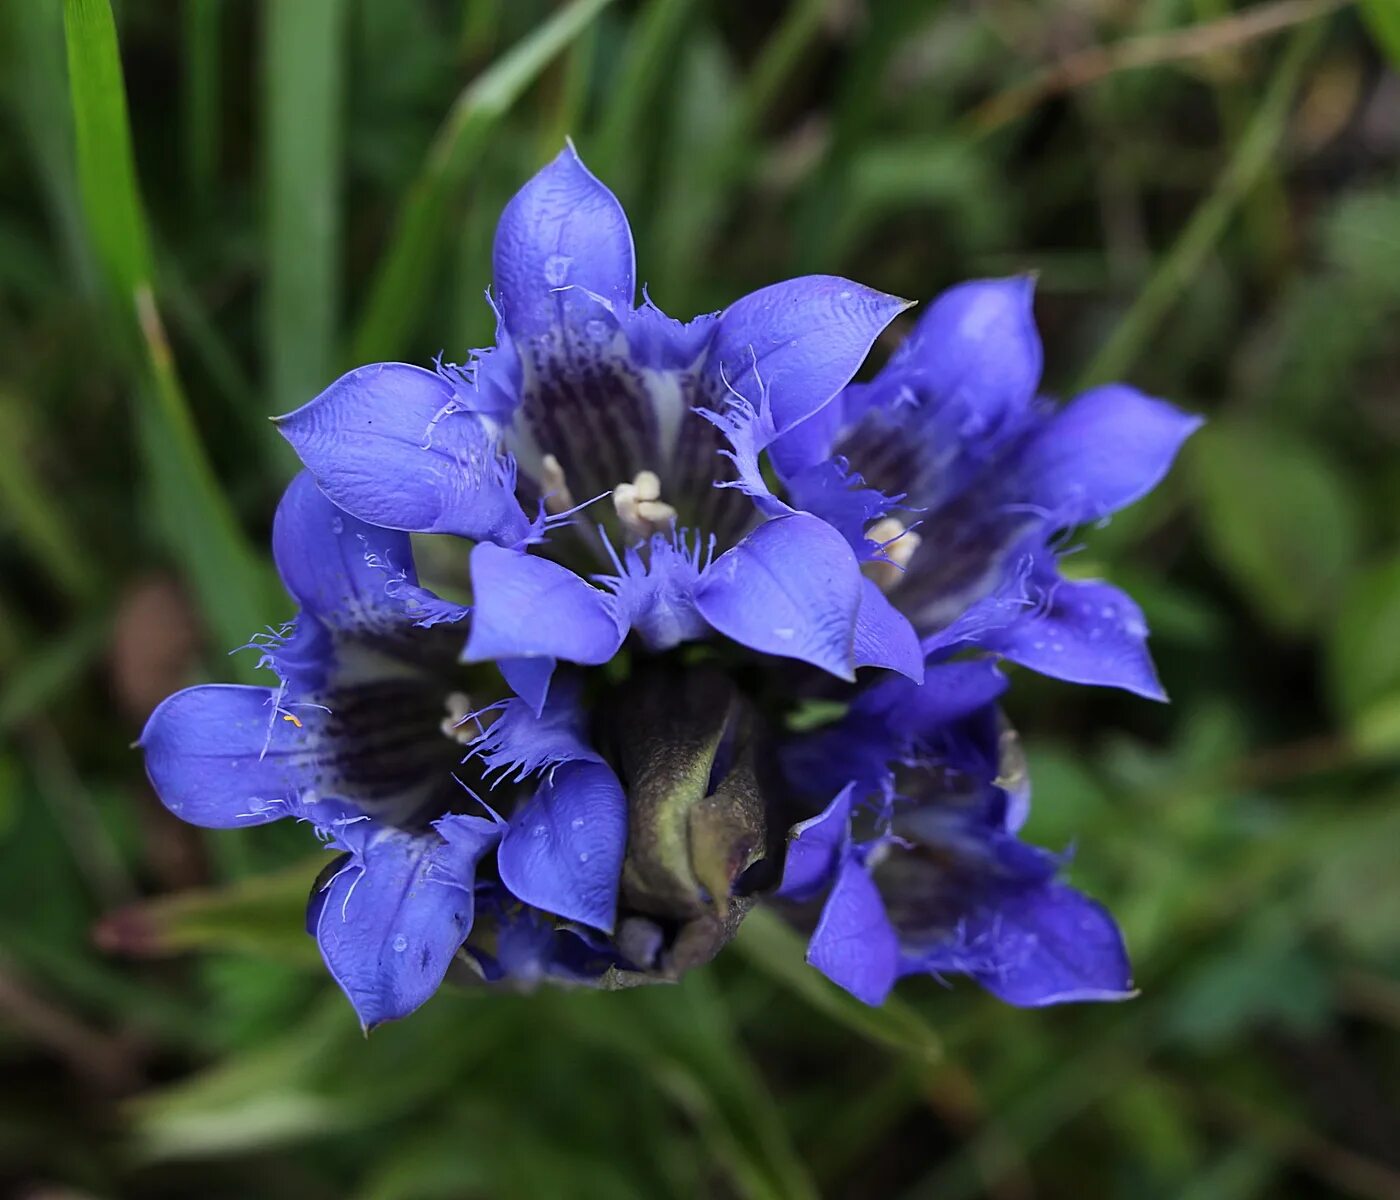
[141,147,1199,1029]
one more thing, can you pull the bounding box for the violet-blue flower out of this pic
[141,145,1199,1026]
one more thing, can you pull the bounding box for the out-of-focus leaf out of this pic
[1360,0,1400,67]
[0,611,109,733]
[1327,554,1400,752]
[0,390,101,602]
[1304,802,1400,960]
[348,0,615,364]
[129,997,356,1160]
[95,855,326,966]
[63,0,277,668]
[264,0,347,425]
[1165,925,1331,1047]
[735,907,943,1064]
[1190,420,1361,634]
[589,0,696,192]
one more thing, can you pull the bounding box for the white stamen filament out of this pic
[614,469,678,539]
[441,692,476,744]
[540,453,576,515]
[863,517,922,593]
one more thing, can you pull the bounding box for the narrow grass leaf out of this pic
[63,0,276,670]
[349,0,615,365]
[265,0,347,423]
[182,0,222,210]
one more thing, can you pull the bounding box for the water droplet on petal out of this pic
[330,516,344,535]
[584,318,610,344]
[571,817,585,830]
[578,851,590,864]
[544,254,572,286]
[392,935,408,953]
[532,824,547,838]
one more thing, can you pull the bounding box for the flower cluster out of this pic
[141,146,1199,1028]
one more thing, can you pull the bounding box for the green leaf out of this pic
[1361,0,1400,67]
[1328,554,1400,752]
[63,0,277,669]
[348,0,615,364]
[264,0,347,423]
[734,907,943,1064]
[0,389,102,602]
[589,0,697,192]
[95,855,326,966]
[1189,420,1361,634]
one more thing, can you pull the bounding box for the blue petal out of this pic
[894,276,1042,440]
[497,761,627,932]
[808,851,900,1006]
[778,784,853,902]
[272,471,460,635]
[604,532,711,652]
[970,883,1134,1007]
[707,277,911,433]
[141,685,329,828]
[493,144,636,340]
[856,659,1008,738]
[275,362,531,545]
[852,579,923,681]
[312,818,501,1029]
[695,514,863,679]
[982,577,1165,700]
[783,459,898,560]
[498,656,556,716]
[471,674,602,782]
[462,543,625,665]
[1019,384,1203,524]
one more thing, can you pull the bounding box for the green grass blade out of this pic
[264,0,347,422]
[63,0,277,668]
[589,0,696,190]
[1077,21,1324,388]
[182,0,222,210]
[2,0,95,293]
[736,907,945,1064]
[63,0,152,293]
[348,0,615,365]
[0,390,102,603]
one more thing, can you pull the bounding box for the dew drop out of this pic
[532,824,547,838]
[392,935,408,953]
[1051,643,1064,653]
[774,627,796,640]
[1031,640,1046,651]
[330,516,344,535]
[584,318,610,344]
[571,817,586,830]
[544,254,572,286]
[578,851,590,864]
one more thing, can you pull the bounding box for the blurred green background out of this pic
[3,0,1400,1196]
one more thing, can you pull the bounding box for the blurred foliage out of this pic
[2,0,1400,1197]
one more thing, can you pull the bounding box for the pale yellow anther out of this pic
[441,692,476,744]
[540,453,576,515]
[863,517,922,592]
[614,469,677,539]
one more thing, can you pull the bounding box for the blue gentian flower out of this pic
[141,146,1199,1026]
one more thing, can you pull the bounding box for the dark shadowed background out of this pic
[3,1,1400,1197]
